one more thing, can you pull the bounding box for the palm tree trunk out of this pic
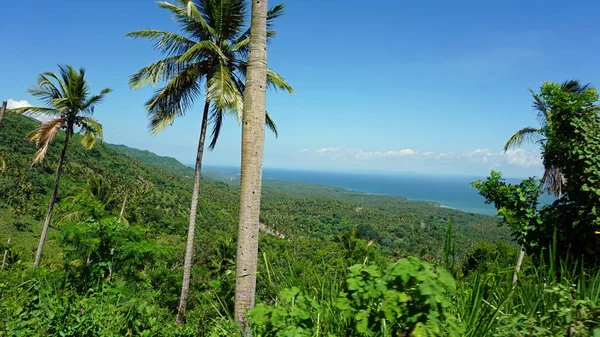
[234,0,269,332]
[2,238,10,269]
[34,130,71,268]
[0,101,6,128]
[512,244,525,285]
[175,99,210,324]
[119,193,128,223]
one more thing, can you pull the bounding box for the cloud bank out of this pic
[305,146,542,172]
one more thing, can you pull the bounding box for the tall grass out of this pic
[455,237,600,336]
[223,233,600,336]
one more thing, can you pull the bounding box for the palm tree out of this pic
[504,80,590,196]
[334,226,361,259]
[234,0,269,331]
[9,65,110,268]
[126,0,292,324]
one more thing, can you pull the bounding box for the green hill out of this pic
[108,144,194,177]
[0,113,507,263]
[0,113,519,336]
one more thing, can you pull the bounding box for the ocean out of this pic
[204,166,554,216]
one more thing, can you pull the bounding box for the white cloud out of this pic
[309,146,542,169]
[315,147,339,153]
[299,148,309,153]
[504,149,542,168]
[6,99,31,109]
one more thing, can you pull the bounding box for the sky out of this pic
[3,0,600,178]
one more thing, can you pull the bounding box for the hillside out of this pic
[1,113,508,263]
[1,114,524,337]
[108,144,194,177]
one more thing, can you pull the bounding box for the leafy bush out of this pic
[249,258,462,336]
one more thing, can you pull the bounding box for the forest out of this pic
[2,0,600,336]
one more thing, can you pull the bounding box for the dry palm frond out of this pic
[25,118,65,165]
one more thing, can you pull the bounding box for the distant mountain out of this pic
[109,144,194,177]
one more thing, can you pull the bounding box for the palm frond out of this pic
[129,56,184,90]
[206,61,243,115]
[57,211,84,227]
[38,71,67,97]
[208,0,246,42]
[529,89,549,123]
[26,117,66,165]
[146,64,205,135]
[542,166,564,197]
[59,65,89,106]
[158,1,212,40]
[265,111,278,137]
[183,0,217,37]
[177,40,227,64]
[266,68,293,93]
[208,104,224,150]
[78,117,104,149]
[81,88,112,114]
[266,4,285,31]
[32,72,65,107]
[234,62,293,93]
[234,3,284,47]
[7,106,60,117]
[126,29,196,56]
[503,127,542,152]
[561,80,590,94]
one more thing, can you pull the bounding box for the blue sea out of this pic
[204,166,554,216]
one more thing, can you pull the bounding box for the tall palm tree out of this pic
[234,0,269,331]
[504,80,590,196]
[126,0,291,324]
[9,65,110,268]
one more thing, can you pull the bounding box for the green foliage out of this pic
[461,241,520,276]
[538,81,600,260]
[336,259,462,336]
[249,287,323,337]
[60,217,170,284]
[249,258,462,336]
[472,171,543,252]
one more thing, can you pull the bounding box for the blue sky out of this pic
[3,0,600,178]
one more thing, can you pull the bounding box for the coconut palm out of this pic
[8,65,110,268]
[504,80,590,196]
[126,0,292,324]
[234,0,270,330]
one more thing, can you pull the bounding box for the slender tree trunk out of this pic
[234,0,269,332]
[2,238,10,269]
[0,101,6,128]
[175,99,210,324]
[119,193,128,223]
[512,244,525,285]
[34,131,71,268]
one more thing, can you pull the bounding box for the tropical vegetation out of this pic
[7,65,110,268]
[2,0,600,336]
[126,0,292,323]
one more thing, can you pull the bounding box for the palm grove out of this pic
[3,0,600,336]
